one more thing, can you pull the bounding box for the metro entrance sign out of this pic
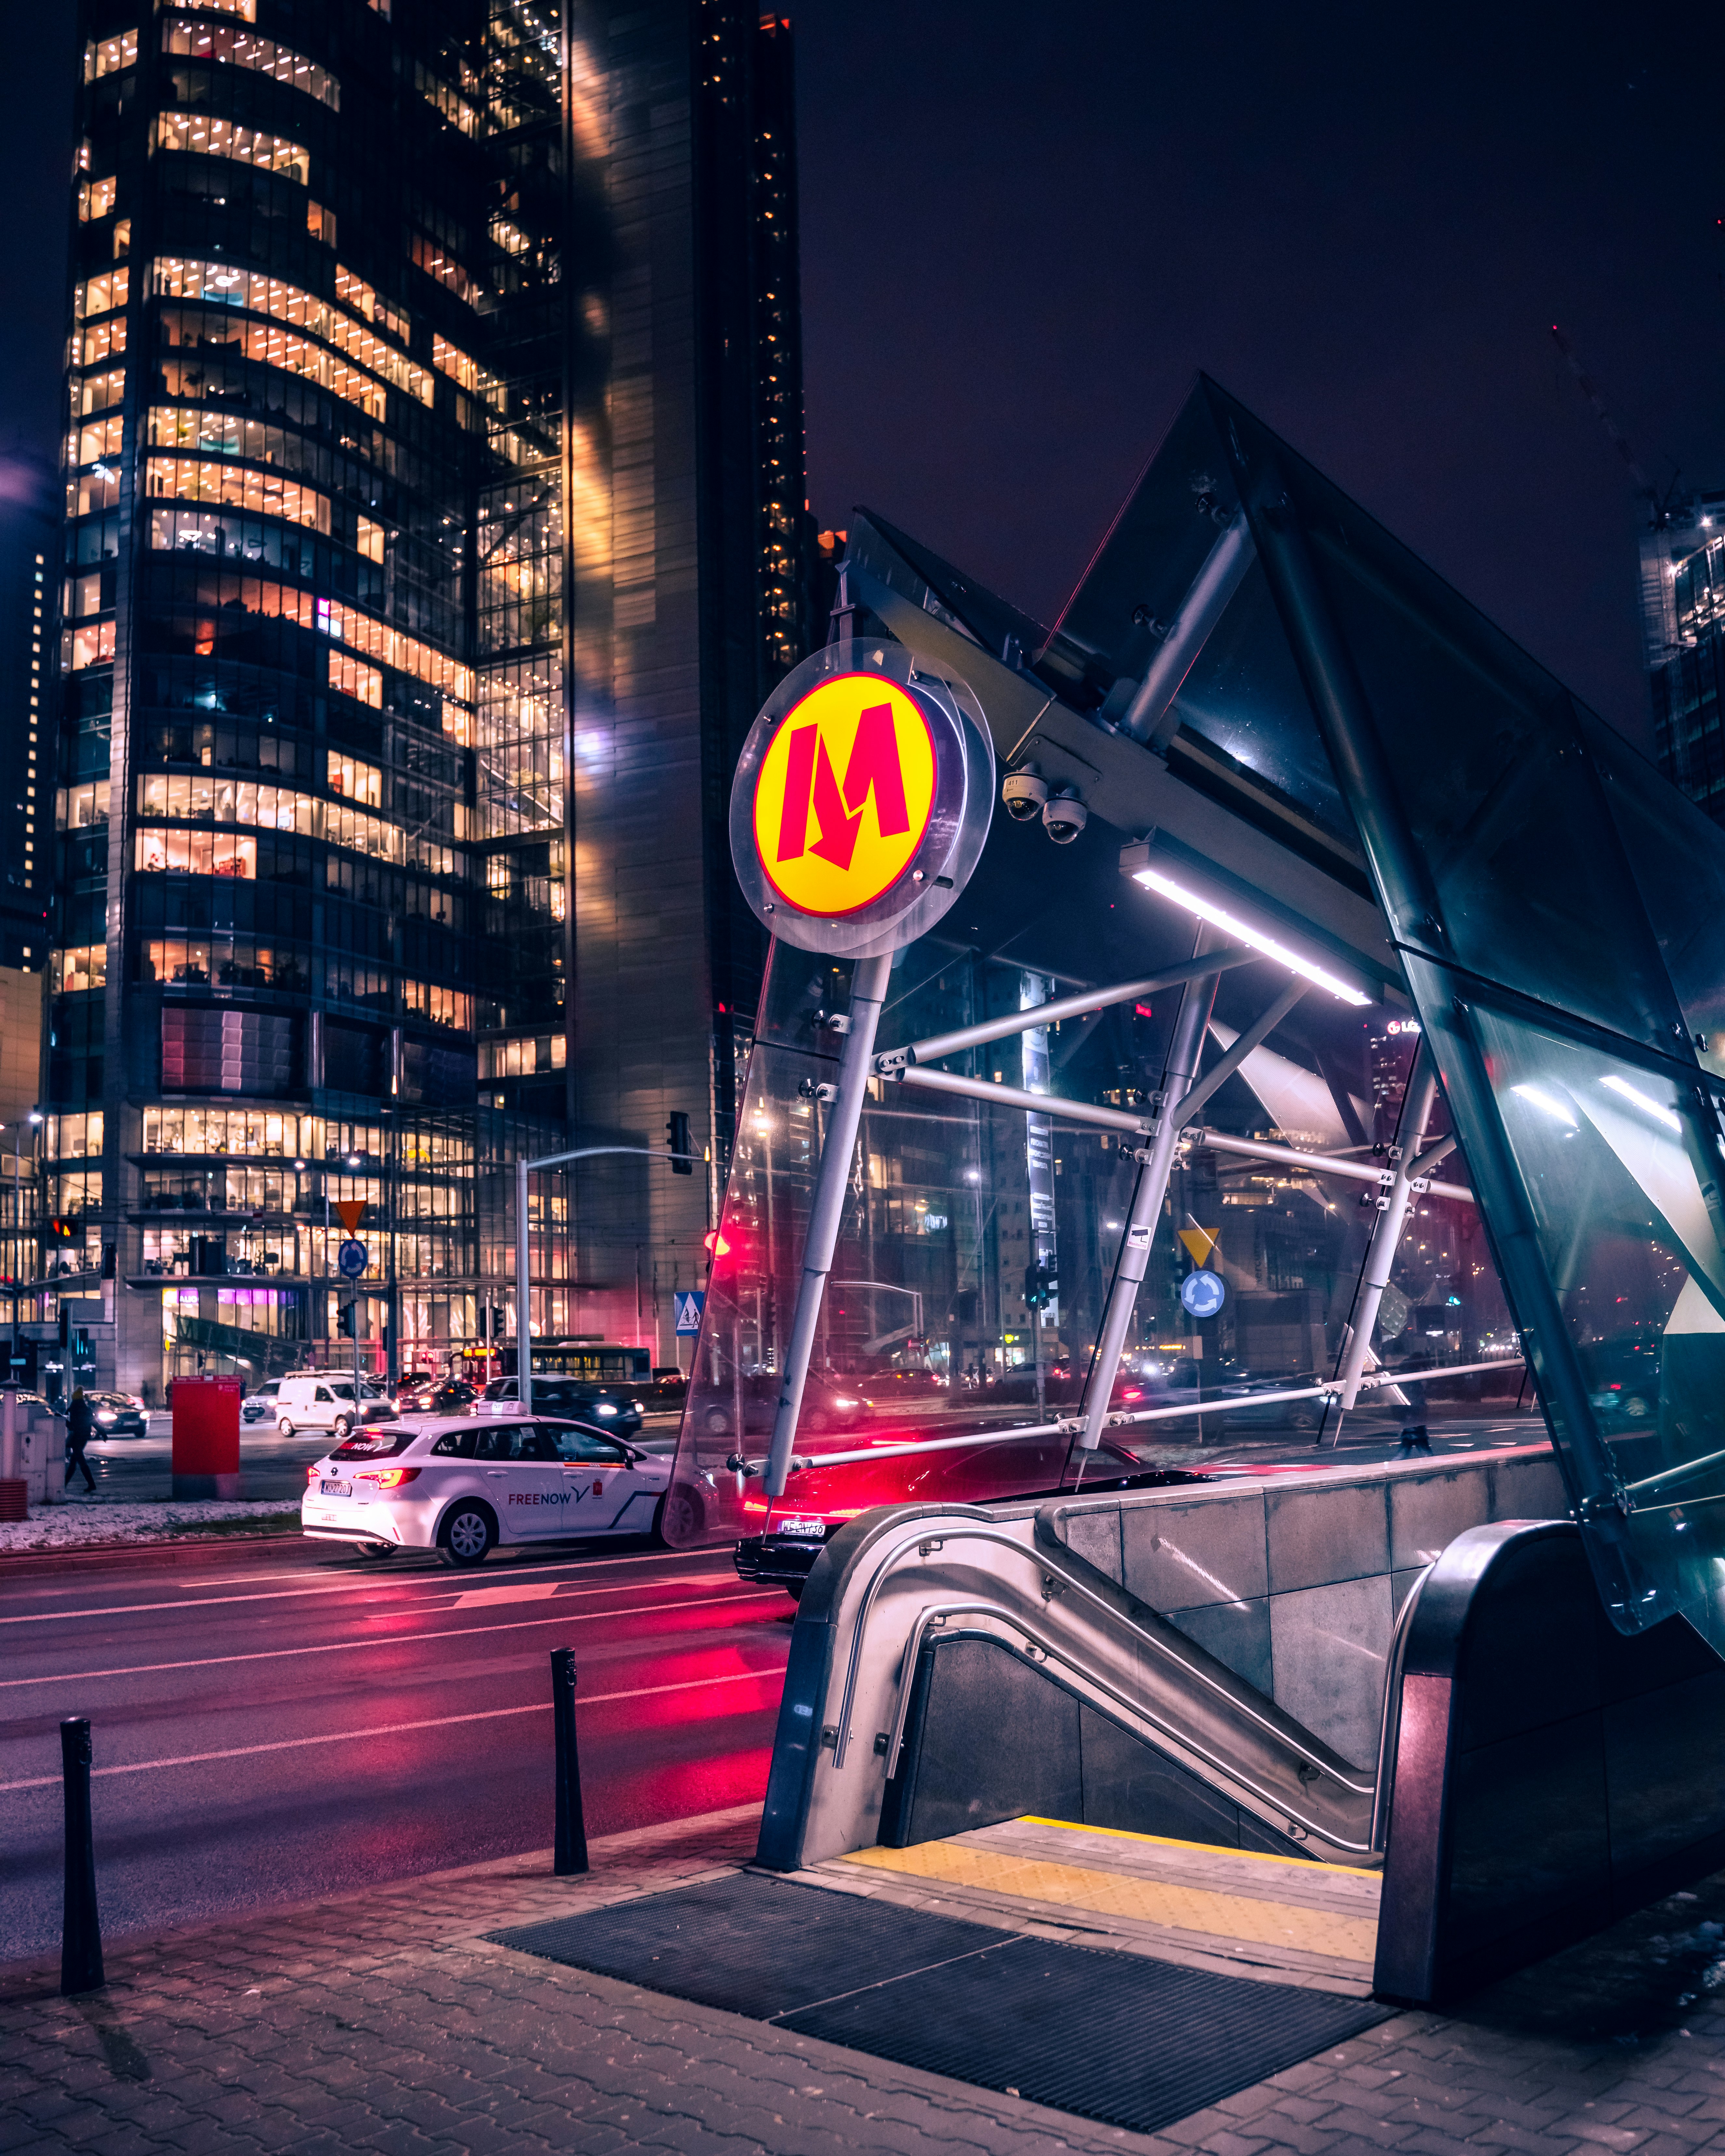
[752,674,937,916]
[729,643,994,960]
[727,643,995,1500]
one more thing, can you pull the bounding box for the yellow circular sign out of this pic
[752,674,938,917]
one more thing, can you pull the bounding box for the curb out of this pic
[0,1519,302,1563]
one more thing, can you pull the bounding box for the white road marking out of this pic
[0,1562,741,1628]
[173,1546,733,1590]
[0,1590,788,1688]
[0,1665,787,1791]
[452,1582,562,1607]
[2,1545,735,1604]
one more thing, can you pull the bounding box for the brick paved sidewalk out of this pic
[7,1803,1725,2155]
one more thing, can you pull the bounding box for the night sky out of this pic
[6,3,1723,749]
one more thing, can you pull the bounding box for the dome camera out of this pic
[1042,789,1089,845]
[1001,764,1049,822]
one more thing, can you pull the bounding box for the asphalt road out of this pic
[0,1532,794,1966]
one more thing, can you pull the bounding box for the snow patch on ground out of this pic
[0,1498,299,1552]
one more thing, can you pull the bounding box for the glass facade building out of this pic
[52,0,807,1396]
[1645,489,1725,828]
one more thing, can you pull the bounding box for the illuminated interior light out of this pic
[1601,1073,1682,1132]
[1128,866,1371,1005]
[1512,1083,1578,1128]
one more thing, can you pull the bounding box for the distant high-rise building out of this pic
[1642,490,1725,823]
[50,0,808,1398]
[0,458,56,972]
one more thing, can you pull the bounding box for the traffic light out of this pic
[45,1216,77,1243]
[1023,1263,1057,1310]
[336,1300,355,1338]
[57,1306,69,1346]
[667,1111,692,1173]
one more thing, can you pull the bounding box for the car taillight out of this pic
[305,1465,320,1486]
[368,1466,422,1488]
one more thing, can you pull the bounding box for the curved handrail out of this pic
[881,1597,1378,1855]
[1369,1559,1434,1851]
[833,1518,1374,1796]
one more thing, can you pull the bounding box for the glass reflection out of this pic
[1475,1007,1725,1611]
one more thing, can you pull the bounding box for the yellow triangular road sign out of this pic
[336,1199,368,1236]
[1177,1225,1219,1268]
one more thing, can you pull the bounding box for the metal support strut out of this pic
[763,951,895,1500]
[1333,1044,1438,1413]
[1078,929,1222,1451]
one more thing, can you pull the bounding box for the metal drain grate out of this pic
[491,1871,1391,2136]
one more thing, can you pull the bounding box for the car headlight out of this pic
[96,1410,116,1423]
[595,1403,616,1416]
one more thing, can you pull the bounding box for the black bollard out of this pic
[550,1647,588,1877]
[60,1717,104,1996]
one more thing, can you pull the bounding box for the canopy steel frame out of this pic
[874,949,1257,1072]
[1077,928,1223,1450]
[762,953,895,1501]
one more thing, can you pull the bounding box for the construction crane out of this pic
[1550,324,1678,528]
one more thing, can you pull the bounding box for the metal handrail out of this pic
[1369,1560,1434,1852]
[881,1597,1377,1855]
[832,1519,1374,1795]
[731,1356,1528,1477]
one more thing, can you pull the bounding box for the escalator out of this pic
[758,1488,1399,1875]
[756,1461,1725,2004]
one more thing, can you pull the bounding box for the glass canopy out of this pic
[666,377,1725,1640]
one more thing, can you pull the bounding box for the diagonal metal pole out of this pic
[763,952,894,1500]
[1172,977,1308,1130]
[1077,928,1223,1451]
[1333,1043,1438,1413]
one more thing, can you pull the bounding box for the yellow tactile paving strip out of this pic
[841,1839,1379,1965]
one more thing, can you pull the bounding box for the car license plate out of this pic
[778,1516,825,1538]
[320,1478,351,1497]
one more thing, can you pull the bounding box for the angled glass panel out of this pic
[1208,380,1689,1063]
[1584,710,1725,1083]
[1045,387,1364,891]
[1466,1002,1725,1630]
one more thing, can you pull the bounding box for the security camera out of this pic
[1042,789,1088,845]
[1001,764,1049,822]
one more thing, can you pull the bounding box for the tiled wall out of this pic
[1047,1448,1569,1768]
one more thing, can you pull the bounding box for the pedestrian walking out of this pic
[66,1387,96,1493]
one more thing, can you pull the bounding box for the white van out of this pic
[276,1373,398,1441]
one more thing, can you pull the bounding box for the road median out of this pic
[0,1498,300,1557]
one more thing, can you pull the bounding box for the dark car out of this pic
[733,1441,1211,1599]
[87,1391,148,1438]
[399,1376,477,1416]
[693,1370,871,1440]
[1582,1334,1662,1432]
[640,1366,688,1411]
[479,1375,644,1439]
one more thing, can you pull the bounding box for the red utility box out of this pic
[171,1374,243,1499]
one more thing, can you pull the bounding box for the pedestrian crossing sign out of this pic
[673,1291,706,1336]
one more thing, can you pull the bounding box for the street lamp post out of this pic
[514,1143,698,1415]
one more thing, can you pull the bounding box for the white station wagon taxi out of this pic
[301,1413,675,1565]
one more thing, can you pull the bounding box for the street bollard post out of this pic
[550,1647,589,1876]
[60,1717,104,1995]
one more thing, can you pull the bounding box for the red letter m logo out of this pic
[775,702,911,872]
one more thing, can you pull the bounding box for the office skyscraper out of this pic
[1643,489,1725,824]
[52,0,806,1397]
